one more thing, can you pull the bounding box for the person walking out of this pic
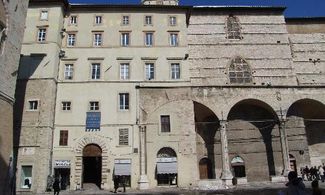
[121,176,126,193]
[286,171,307,195]
[319,166,325,182]
[52,178,60,195]
[113,176,120,193]
[312,180,322,195]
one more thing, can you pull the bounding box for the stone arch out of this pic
[157,147,177,158]
[193,101,220,179]
[83,144,102,157]
[286,98,325,166]
[227,99,280,181]
[74,134,108,156]
[73,134,109,189]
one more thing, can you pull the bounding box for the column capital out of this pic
[220,120,228,126]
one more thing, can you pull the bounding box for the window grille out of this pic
[229,57,252,84]
[119,128,129,145]
[226,15,241,39]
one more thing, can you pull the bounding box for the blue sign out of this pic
[86,112,101,131]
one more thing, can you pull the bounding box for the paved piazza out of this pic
[42,181,324,195]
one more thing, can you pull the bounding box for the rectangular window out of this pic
[28,100,38,111]
[40,10,48,20]
[120,63,129,80]
[119,93,129,110]
[121,33,130,47]
[145,32,153,47]
[95,15,102,24]
[67,33,76,47]
[21,166,32,189]
[37,28,46,42]
[59,130,68,146]
[119,128,129,145]
[91,63,100,79]
[160,115,171,132]
[122,15,129,25]
[89,101,99,111]
[145,63,154,80]
[62,101,71,111]
[93,33,102,46]
[171,63,180,79]
[145,15,152,25]
[169,16,177,26]
[64,64,73,80]
[70,15,77,25]
[170,33,178,46]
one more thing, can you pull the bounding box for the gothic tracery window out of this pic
[229,57,252,84]
[226,15,241,40]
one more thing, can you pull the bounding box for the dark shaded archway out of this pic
[193,101,220,179]
[227,99,279,181]
[82,144,102,188]
[286,99,325,167]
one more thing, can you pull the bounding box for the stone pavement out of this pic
[40,181,325,195]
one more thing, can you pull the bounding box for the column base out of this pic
[270,175,287,183]
[221,170,233,186]
[138,175,149,190]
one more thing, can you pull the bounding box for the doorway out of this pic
[82,144,102,188]
[54,168,70,190]
[199,158,213,179]
[289,154,297,173]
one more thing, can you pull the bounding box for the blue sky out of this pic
[69,0,325,17]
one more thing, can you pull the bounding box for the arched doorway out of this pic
[287,99,325,167]
[83,144,102,188]
[231,156,246,178]
[156,147,177,186]
[199,158,213,179]
[194,101,219,179]
[227,99,279,181]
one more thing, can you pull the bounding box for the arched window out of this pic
[231,156,246,178]
[229,57,252,84]
[226,15,241,39]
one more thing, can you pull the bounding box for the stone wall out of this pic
[188,11,296,87]
[0,0,28,194]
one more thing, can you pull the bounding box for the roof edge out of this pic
[286,17,325,22]
[192,5,286,12]
[29,0,69,9]
[69,3,191,10]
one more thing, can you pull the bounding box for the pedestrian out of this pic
[52,178,60,195]
[319,166,324,182]
[301,167,306,181]
[113,175,120,193]
[121,175,126,192]
[286,171,307,195]
[304,166,310,181]
[312,180,322,195]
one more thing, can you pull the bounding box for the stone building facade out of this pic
[15,0,325,194]
[0,0,28,194]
